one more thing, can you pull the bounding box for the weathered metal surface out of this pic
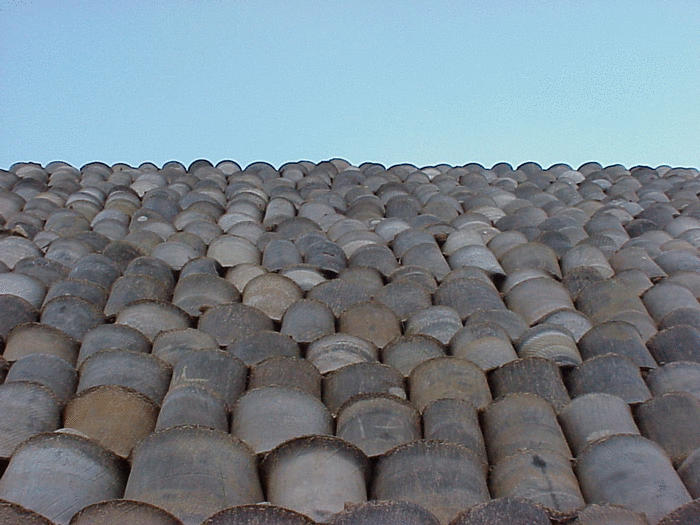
[69,500,183,525]
[374,280,433,322]
[490,358,570,411]
[280,299,335,343]
[330,500,440,525]
[105,275,171,317]
[0,433,127,525]
[656,500,700,525]
[381,335,446,377]
[578,321,657,369]
[567,353,651,403]
[198,303,273,346]
[0,273,46,309]
[248,356,321,397]
[40,296,104,342]
[155,384,228,432]
[125,427,263,525]
[0,500,55,525]
[5,354,76,404]
[0,295,38,341]
[3,322,78,364]
[202,504,315,525]
[506,277,574,326]
[242,273,302,322]
[646,361,700,400]
[306,334,378,374]
[227,330,300,366]
[449,498,551,525]
[646,325,700,364]
[338,301,401,349]
[409,357,491,412]
[405,306,463,345]
[78,323,150,365]
[516,323,582,366]
[677,447,700,499]
[151,328,218,366]
[572,504,649,525]
[323,362,405,414]
[434,278,504,321]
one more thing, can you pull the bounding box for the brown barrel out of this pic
[0,432,127,525]
[248,356,321,397]
[63,385,158,458]
[409,357,491,413]
[657,500,700,525]
[578,321,657,369]
[125,426,263,525]
[169,349,247,408]
[489,357,570,411]
[40,296,104,342]
[381,335,446,377]
[330,500,440,525]
[262,435,369,523]
[306,334,378,374]
[242,273,302,322]
[338,301,401,349]
[78,323,150,366]
[280,299,335,343]
[336,393,420,457]
[231,386,332,454]
[155,384,228,432]
[646,325,700,365]
[489,449,584,518]
[5,354,76,404]
[483,393,570,464]
[0,382,61,459]
[567,353,651,404]
[202,504,315,525]
[323,362,405,414]
[70,500,183,525]
[105,275,171,317]
[77,349,171,405]
[198,303,273,346]
[0,295,38,341]
[115,300,190,342]
[646,361,700,400]
[151,328,218,366]
[422,398,487,468]
[0,500,55,525]
[516,324,582,366]
[677,447,700,498]
[559,393,640,455]
[374,280,433,322]
[3,322,78,365]
[406,306,463,345]
[372,440,489,525]
[227,330,301,366]
[636,392,700,465]
[576,434,691,524]
[449,498,551,525]
[571,504,649,525]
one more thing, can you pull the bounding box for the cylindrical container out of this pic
[434,278,505,320]
[516,323,582,366]
[642,283,700,322]
[0,432,127,525]
[3,322,79,365]
[490,358,570,411]
[125,426,263,525]
[0,382,61,459]
[678,448,700,498]
[401,243,451,280]
[169,349,247,408]
[578,321,657,369]
[559,393,640,456]
[499,242,562,279]
[405,306,463,345]
[0,272,46,309]
[576,434,691,524]
[104,275,173,318]
[70,500,183,525]
[646,361,700,400]
[78,323,151,366]
[63,385,158,458]
[306,334,378,375]
[336,393,421,457]
[115,300,190,342]
[5,354,76,404]
[263,435,369,523]
[489,449,584,518]
[232,386,332,454]
[307,279,372,318]
[263,239,302,272]
[202,504,315,525]
[227,330,301,366]
[449,497,551,525]
[505,277,574,326]
[280,299,335,343]
[421,398,487,468]
[657,500,700,525]
[381,335,445,377]
[323,362,405,414]
[77,349,171,405]
[0,295,38,341]
[571,504,649,525]
[483,393,571,464]
[68,253,121,289]
[198,303,273,346]
[330,500,440,525]
[409,357,491,413]
[575,280,648,325]
[242,273,302,322]
[338,302,402,349]
[44,278,107,310]
[0,500,55,525]
[373,280,432,322]
[40,296,105,342]
[636,392,700,465]
[172,274,239,318]
[155,384,228,432]
[646,325,700,365]
[207,234,261,268]
[569,352,651,400]
[151,328,218,366]
[465,308,528,342]
[248,356,321,398]
[348,243,398,276]
[371,440,489,525]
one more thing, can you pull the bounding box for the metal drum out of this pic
[449,498,551,525]
[330,500,440,525]
[125,426,263,525]
[0,432,127,525]
[69,500,183,525]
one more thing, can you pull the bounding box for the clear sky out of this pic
[1,1,698,169]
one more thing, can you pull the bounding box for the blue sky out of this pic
[1,1,698,169]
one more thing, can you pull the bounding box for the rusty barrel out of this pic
[5,354,76,404]
[323,362,405,414]
[0,432,127,525]
[409,357,491,413]
[371,440,489,525]
[69,500,183,525]
[483,393,570,464]
[422,398,487,468]
[231,386,332,454]
[449,497,551,525]
[330,500,440,525]
[248,356,321,397]
[489,357,570,411]
[575,434,691,524]
[155,384,228,432]
[263,435,369,523]
[489,449,584,518]
[63,385,158,458]
[566,353,651,404]
[559,393,639,456]
[571,504,649,525]
[336,393,420,457]
[202,504,315,525]
[125,426,263,525]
